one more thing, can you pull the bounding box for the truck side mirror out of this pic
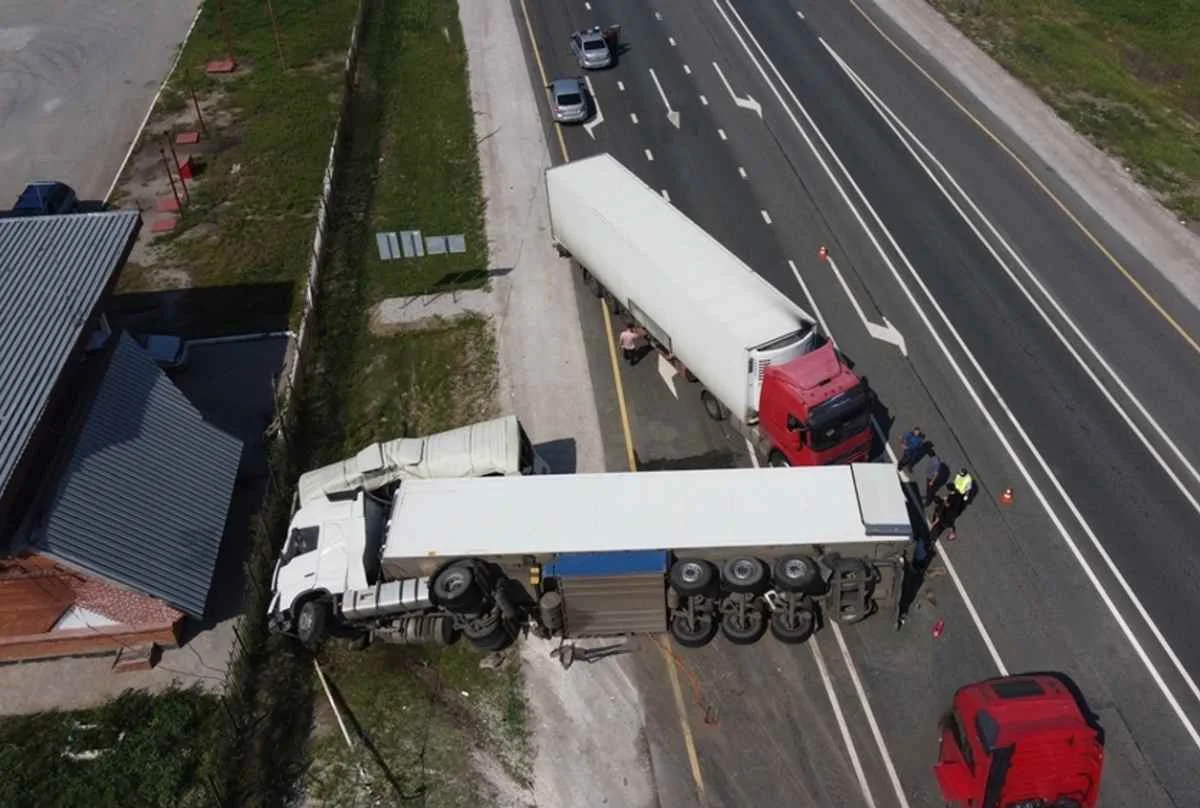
[786,414,802,432]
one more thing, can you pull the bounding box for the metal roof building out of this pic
[30,333,243,617]
[0,211,141,502]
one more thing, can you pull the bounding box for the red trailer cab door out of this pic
[935,715,978,805]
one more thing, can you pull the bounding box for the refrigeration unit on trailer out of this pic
[269,463,911,652]
[546,153,874,467]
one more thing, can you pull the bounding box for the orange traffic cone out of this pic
[818,245,829,261]
[1000,487,1014,505]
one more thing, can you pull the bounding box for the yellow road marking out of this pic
[516,0,707,801]
[847,0,1200,357]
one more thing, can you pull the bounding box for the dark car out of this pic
[10,181,79,217]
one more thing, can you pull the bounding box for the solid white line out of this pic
[744,436,759,467]
[738,166,747,179]
[644,148,655,162]
[631,112,639,124]
[660,189,671,202]
[797,10,806,20]
[617,80,626,91]
[760,209,771,224]
[719,0,1200,750]
[105,4,204,202]
[718,128,728,141]
[830,623,910,808]
[823,35,1200,711]
[810,636,879,808]
[822,39,1200,517]
[585,1,591,9]
[669,36,677,47]
[683,64,692,75]
[700,94,709,106]
[583,75,605,140]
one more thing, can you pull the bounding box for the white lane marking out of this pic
[657,353,679,397]
[631,112,640,124]
[585,1,591,9]
[830,624,908,808]
[713,61,763,117]
[822,38,1200,521]
[644,148,655,162]
[583,75,604,140]
[618,80,626,91]
[788,258,1008,673]
[106,4,204,201]
[718,0,1200,750]
[661,189,671,202]
[826,254,907,355]
[760,209,771,224]
[669,36,677,47]
[655,10,663,20]
[810,635,879,808]
[683,64,692,75]
[718,128,728,141]
[738,166,747,179]
[796,9,806,19]
[700,94,709,106]
[648,68,682,128]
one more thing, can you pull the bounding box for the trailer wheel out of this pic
[700,390,727,421]
[721,556,768,594]
[670,609,718,648]
[720,603,767,645]
[767,449,790,468]
[465,613,516,652]
[296,598,330,651]
[769,604,816,644]
[670,559,716,596]
[432,561,487,614]
[772,554,823,594]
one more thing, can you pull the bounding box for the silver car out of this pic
[548,77,588,124]
[569,29,613,69]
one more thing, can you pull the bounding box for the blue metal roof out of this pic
[33,333,243,617]
[0,211,141,501]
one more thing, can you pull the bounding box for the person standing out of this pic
[931,488,966,542]
[898,427,925,473]
[619,324,642,365]
[924,455,950,507]
[952,468,975,503]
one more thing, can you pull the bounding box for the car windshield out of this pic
[583,40,606,51]
[806,384,872,452]
[556,92,583,105]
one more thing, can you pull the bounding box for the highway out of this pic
[516,0,1200,805]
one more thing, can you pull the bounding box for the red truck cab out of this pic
[935,675,1104,808]
[758,343,873,467]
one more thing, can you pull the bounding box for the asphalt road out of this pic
[0,1,200,204]
[518,0,1200,805]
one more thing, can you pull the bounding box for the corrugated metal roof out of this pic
[35,333,243,617]
[0,211,141,499]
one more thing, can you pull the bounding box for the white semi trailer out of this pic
[269,464,911,651]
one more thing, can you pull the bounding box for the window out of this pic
[945,711,975,773]
[583,40,606,51]
[556,92,583,106]
[282,525,319,563]
[975,710,1001,753]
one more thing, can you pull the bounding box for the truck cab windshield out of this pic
[806,384,871,452]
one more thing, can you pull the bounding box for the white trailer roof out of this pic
[546,155,814,349]
[383,464,910,562]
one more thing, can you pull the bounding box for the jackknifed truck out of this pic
[546,152,874,467]
[268,462,911,651]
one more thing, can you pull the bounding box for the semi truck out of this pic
[546,153,874,468]
[936,675,1104,808]
[295,415,549,505]
[268,463,911,651]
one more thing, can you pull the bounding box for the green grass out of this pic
[930,0,1200,219]
[117,0,361,319]
[0,687,221,808]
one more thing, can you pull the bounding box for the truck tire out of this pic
[767,449,790,468]
[297,598,330,651]
[772,555,823,594]
[465,613,516,652]
[669,558,716,596]
[769,604,815,644]
[720,604,767,645]
[431,561,487,614]
[670,609,718,648]
[700,390,727,421]
[721,556,768,594]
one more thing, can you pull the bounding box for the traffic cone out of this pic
[932,618,945,639]
[1000,487,1014,505]
[818,245,829,261]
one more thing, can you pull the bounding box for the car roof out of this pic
[578,30,606,43]
[550,77,584,94]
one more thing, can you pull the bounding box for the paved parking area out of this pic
[0,336,288,716]
[0,1,200,204]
